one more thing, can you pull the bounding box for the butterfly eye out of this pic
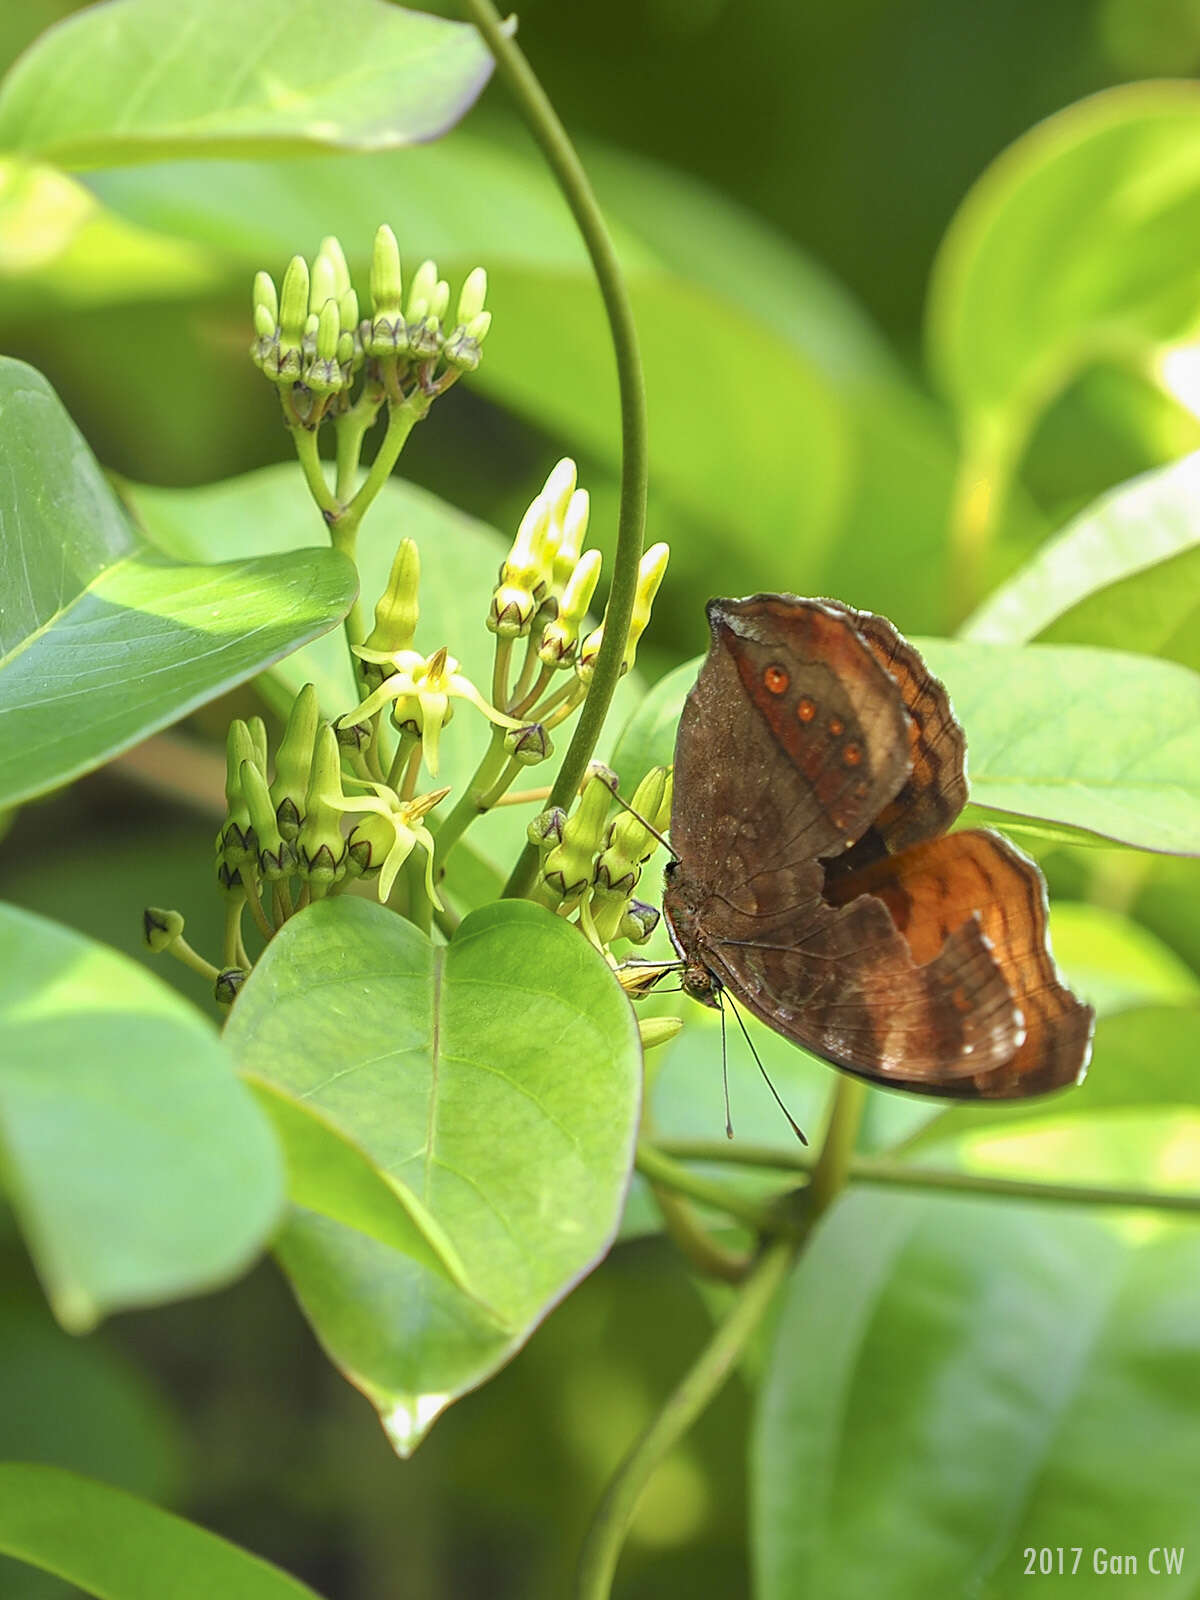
[763,664,789,695]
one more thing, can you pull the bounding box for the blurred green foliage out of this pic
[3,1,1200,1597]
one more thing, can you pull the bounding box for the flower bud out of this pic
[214,968,247,1006]
[624,543,670,673]
[271,683,320,841]
[638,1016,683,1051]
[318,235,351,299]
[527,807,566,850]
[505,722,553,766]
[246,715,269,775]
[363,536,420,662]
[541,766,616,902]
[309,251,338,316]
[406,259,438,322]
[295,724,348,894]
[143,907,185,953]
[277,254,310,380]
[242,760,295,881]
[345,808,393,880]
[334,716,373,753]
[552,489,589,593]
[619,898,662,944]
[489,494,554,637]
[371,225,402,313]
[457,267,487,325]
[218,720,260,868]
[539,548,601,666]
[253,270,278,328]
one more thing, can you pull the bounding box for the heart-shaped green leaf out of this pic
[0,360,356,809]
[0,903,284,1331]
[754,1190,1200,1599]
[0,1463,323,1598]
[246,1077,470,1293]
[964,452,1200,670]
[224,896,641,1454]
[0,0,497,167]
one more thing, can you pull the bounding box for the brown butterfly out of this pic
[662,595,1094,1099]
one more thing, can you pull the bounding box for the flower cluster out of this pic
[250,228,491,429]
[528,763,673,948]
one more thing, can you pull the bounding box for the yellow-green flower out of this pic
[334,781,450,906]
[347,645,520,776]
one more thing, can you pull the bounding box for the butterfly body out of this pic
[663,595,1094,1100]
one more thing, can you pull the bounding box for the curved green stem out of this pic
[655,1139,1200,1216]
[342,398,424,535]
[648,1183,750,1284]
[289,418,340,521]
[573,1235,795,1600]
[464,0,648,900]
[433,726,510,876]
[635,1142,798,1237]
[806,1076,866,1221]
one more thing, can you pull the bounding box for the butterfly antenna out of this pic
[725,993,809,1146]
[606,785,677,862]
[717,990,734,1140]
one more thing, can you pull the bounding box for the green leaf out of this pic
[928,82,1200,435]
[224,896,641,1454]
[1049,901,1200,1016]
[0,903,284,1331]
[245,1076,470,1293]
[754,1190,1200,1600]
[0,360,355,809]
[616,640,1200,855]
[918,638,1200,855]
[0,0,496,168]
[895,1002,1200,1181]
[964,451,1200,671]
[85,133,971,631]
[0,1463,324,1599]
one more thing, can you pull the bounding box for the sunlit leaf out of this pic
[0,0,497,167]
[0,360,356,809]
[964,451,1200,670]
[225,897,641,1454]
[928,82,1200,435]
